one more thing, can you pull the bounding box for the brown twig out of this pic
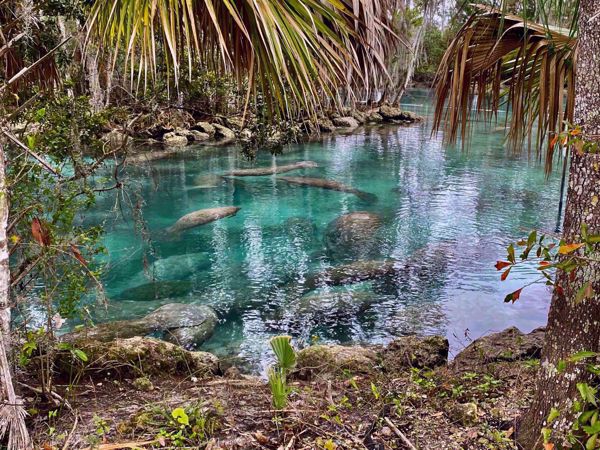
[384,417,417,450]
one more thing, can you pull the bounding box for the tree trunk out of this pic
[0,144,31,449]
[518,1,600,448]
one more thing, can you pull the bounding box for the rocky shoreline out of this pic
[110,104,423,159]
[28,325,544,449]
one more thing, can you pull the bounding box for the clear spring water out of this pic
[85,89,560,371]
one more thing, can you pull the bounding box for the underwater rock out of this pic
[295,344,379,378]
[452,326,545,371]
[162,131,189,147]
[324,211,382,261]
[64,303,217,349]
[166,206,240,234]
[302,259,401,291]
[57,336,218,377]
[192,121,216,136]
[226,161,317,177]
[332,116,359,129]
[380,335,449,371]
[278,176,377,203]
[115,280,192,301]
[146,252,211,281]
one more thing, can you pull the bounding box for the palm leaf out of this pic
[270,335,296,370]
[87,0,401,119]
[432,4,577,173]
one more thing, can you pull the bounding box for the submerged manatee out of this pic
[226,161,318,176]
[167,206,240,234]
[324,211,382,261]
[302,259,401,292]
[147,252,211,280]
[189,174,224,189]
[64,302,217,348]
[114,280,192,301]
[278,176,377,203]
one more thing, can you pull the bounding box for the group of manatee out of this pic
[112,159,436,347]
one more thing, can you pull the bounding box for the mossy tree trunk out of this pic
[518,1,600,448]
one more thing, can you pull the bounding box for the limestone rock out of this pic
[452,326,545,371]
[162,131,188,147]
[351,110,368,124]
[192,122,216,136]
[378,104,404,120]
[332,116,359,129]
[381,335,449,371]
[367,112,384,123]
[295,344,379,378]
[188,130,210,142]
[317,118,336,133]
[213,124,236,143]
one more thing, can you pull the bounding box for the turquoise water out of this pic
[85,90,559,371]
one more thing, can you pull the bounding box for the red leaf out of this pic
[501,267,511,281]
[504,288,523,304]
[31,217,51,246]
[70,244,87,267]
[495,261,512,271]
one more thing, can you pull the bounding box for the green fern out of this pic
[270,335,296,371]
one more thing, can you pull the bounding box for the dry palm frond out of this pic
[432,4,577,173]
[87,0,399,119]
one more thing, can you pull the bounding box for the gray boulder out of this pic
[188,130,210,142]
[332,116,359,129]
[324,211,382,261]
[367,112,384,123]
[213,124,236,144]
[317,118,336,132]
[192,122,216,136]
[162,131,188,147]
[351,110,368,124]
[378,104,404,120]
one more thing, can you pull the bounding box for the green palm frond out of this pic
[433,4,577,173]
[87,0,400,119]
[270,335,296,370]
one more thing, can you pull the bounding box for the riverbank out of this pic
[110,104,423,161]
[25,326,543,449]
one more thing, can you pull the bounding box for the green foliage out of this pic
[270,335,296,371]
[268,335,297,410]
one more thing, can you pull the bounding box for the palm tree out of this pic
[434,2,600,448]
[87,0,406,119]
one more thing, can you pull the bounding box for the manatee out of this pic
[147,252,211,280]
[324,212,382,260]
[278,176,377,203]
[144,303,218,348]
[114,280,192,301]
[225,161,318,177]
[302,259,401,291]
[166,206,240,233]
[189,174,224,189]
[64,303,217,348]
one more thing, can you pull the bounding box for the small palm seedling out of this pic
[268,336,297,410]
